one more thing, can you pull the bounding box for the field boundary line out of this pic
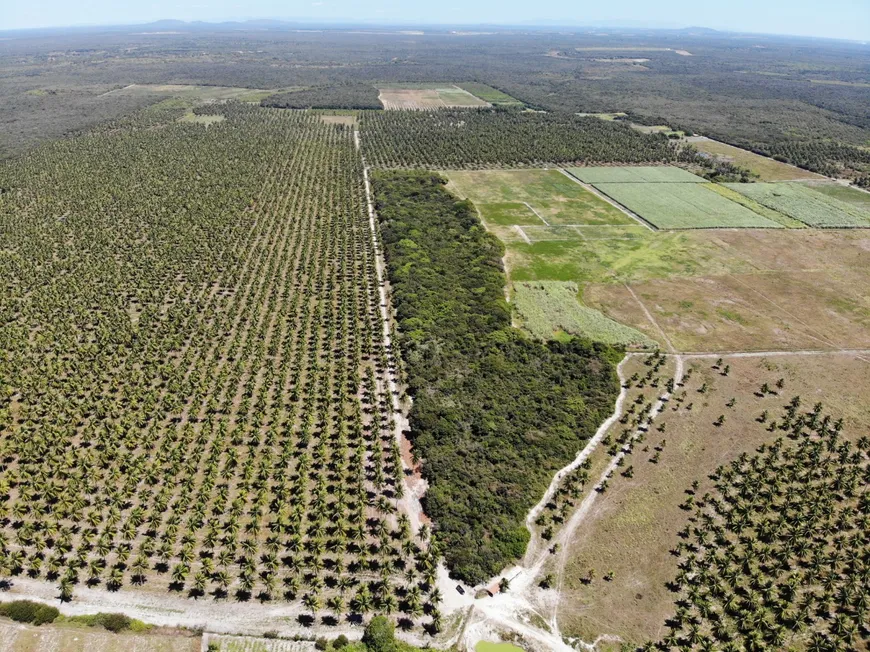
[672,348,870,358]
[514,225,532,244]
[623,283,676,353]
[558,168,656,231]
[522,201,550,225]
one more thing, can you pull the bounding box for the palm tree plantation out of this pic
[0,16,869,652]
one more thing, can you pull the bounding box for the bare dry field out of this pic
[556,352,870,648]
[378,85,490,110]
[584,229,870,353]
[0,620,199,652]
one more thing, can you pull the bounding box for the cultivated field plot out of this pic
[103,84,280,103]
[513,281,654,347]
[377,84,490,110]
[558,353,870,647]
[726,181,870,227]
[567,166,706,184]
[515,224,650,243]
[592,182,783,229]
[809,182,870,210]
[0,620,200,652]
[688,137,825,181]
[0,105,436,628]
[447,169,634,226]
[454,83,524,106]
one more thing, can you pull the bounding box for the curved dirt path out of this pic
[523,355,632,563]
[548,355,684,634]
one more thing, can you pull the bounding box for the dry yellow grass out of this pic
[0,620,200,652]
[690,138,825,181]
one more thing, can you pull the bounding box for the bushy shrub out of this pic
[94,612,132,633]
[0,600,60,625]
[362,616,396,652]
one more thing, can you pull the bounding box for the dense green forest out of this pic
[262,83,381,110]
[362,110,690,169]
[373,170,621,583]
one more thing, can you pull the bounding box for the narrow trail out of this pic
[623,283,677,354]
[356,130,427,537]
[523,201,550,225]
[514,224,532,244]
[549,355,684,635]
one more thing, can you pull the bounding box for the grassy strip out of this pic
[0,600,149,633]
[513,281,655,348]
[373,171,621,584]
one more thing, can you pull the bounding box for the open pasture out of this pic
[377,84,489,110]
[446,169,634,226]
[726,181,870,227]
[583,229,870,352]
[591,182,783,229]
[567,166,705,184]
[688,137,825,181]
[454,83,523,106]
[497,221,870,353]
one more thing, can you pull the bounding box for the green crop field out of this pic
[513,281,655,347]
[804,182,870,210]
[705,182,806,228]
[568,166,706,184]
[455,83,524,106]
[478,202,542,225]
[725,182,870,227]
[447,169,634,225]
[592,182,784,229]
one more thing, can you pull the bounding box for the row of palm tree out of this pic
[0,105,438,632]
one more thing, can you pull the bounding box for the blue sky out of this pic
[4,0,870,41]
